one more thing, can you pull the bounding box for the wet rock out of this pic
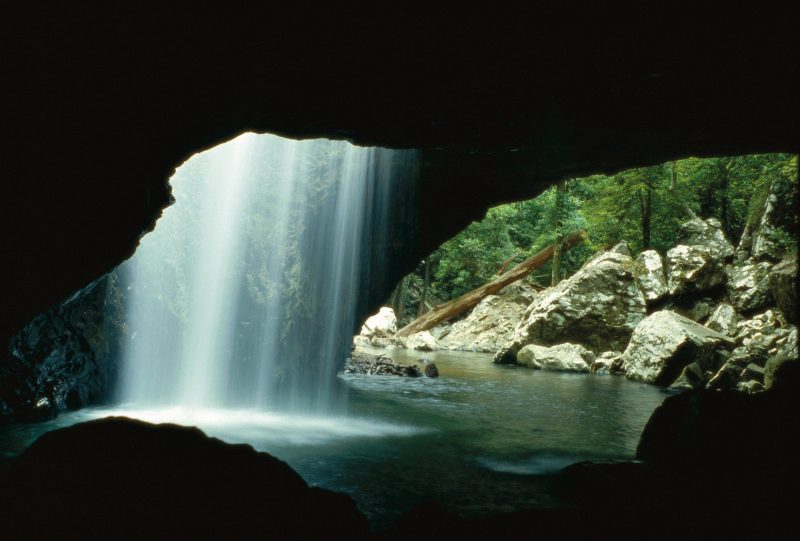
[677,217,734,261]
[633,250,668,304]
[0,273,125,424]
[406,331,439,351]
[705,303,738,337]
[359,306,397,338]
[423,362,439,378]
[590,351,623,374]
[438,283,537,353]
[727,260,773,314]
[495,243,646,362]
[622,311,733,386]
[516,343,595,372]
[343,352,422,377]
[665,244,726,297]
[768,258,797,323]
[0,417,368,538]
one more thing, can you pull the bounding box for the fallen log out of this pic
[396,230,586,337]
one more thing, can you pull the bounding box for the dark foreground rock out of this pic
[0,417,368,539]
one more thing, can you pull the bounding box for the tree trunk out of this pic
[417,259,431,318]
[496,252,522,276]
[551,180,566,286]
[642,182,652,249]
[717,159,730,238]
[397,230,586,337]
[670,161,697,219]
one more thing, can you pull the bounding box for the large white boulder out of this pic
[666,244,726,297]
[622,310,733,386]
[494,243,646,363]
[634,250,668,304]
[438,283,537,353]
[727,260,773,314]
[359,307,397,338]
[516,343,595,373]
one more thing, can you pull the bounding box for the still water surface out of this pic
[0,349,667,526]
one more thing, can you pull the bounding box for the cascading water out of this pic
[118,133,418,414]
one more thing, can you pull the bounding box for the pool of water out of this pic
[0,348,668,527]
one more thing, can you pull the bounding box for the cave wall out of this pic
[1,6,797,351]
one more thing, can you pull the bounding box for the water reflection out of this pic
[0,349,667,526]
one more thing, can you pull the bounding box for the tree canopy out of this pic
[412,153,796,306]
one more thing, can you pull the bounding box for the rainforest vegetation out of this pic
[393,154,797,323]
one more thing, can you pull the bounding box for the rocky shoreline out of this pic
[356,214,797,394]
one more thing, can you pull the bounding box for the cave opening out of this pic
[6,129,794,528]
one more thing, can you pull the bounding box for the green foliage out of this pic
[420,153,797,304]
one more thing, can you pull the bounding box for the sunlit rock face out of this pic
[494,243,646,363]
[633,250,668,305]
[727,260,773,314]
[516,343,594,373]
[438,283,538,353]
[622,311,733,386]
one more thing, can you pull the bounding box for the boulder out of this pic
[669,362,705,390]
[726,260,773,314]
[406,331,439,351]
[705,303,738,337]
[494,244,646,363]
[676,217,734,261]
[622,311,733,386]
[0,417,368,538]
[343,351,422,377]
[428,322,452,340]
[670,297,713,323]
[665,244,726,297]
[438,283,537,352]
[750,184,783,261]
[633,250,668,304]
[740,363,765,381]
[768,258,797,323]
[516,343,595,373]
[764,356,800,390]
[774,327,798,359]
[734,309,792,353]
[736,380,764,394]
[423,362,439,378]
[590,351,623,374]
[359,306,397,338]
[706,345,769,391]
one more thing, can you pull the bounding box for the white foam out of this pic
[83,406,431,446]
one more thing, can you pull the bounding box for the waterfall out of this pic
[118,133,417,413]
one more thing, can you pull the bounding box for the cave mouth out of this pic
[4,140,796,526]
[0,133,681,526]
